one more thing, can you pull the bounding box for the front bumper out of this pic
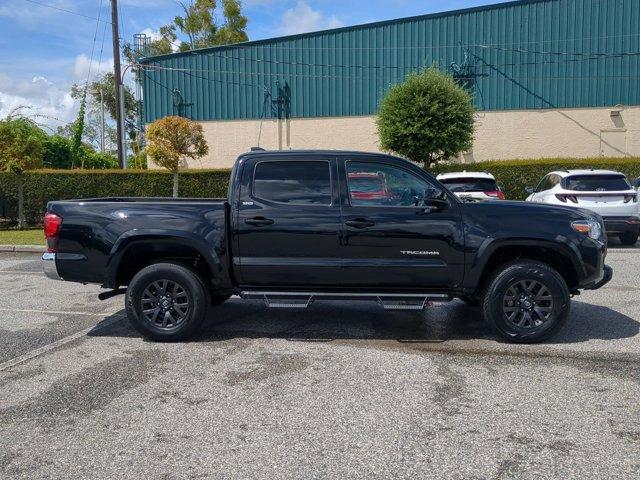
[583,264,613,290]
[603,216,640,235]
[42,252,62,280]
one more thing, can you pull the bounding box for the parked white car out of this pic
[525,169,640,245]
[437,171,505,202]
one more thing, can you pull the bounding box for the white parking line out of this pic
[0,308,110,316]
[0,270,44,275]
[0,314,123,372]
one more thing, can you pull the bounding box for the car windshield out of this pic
[563,175,631,192]
[349,176,385,192]
[440,177,498,192]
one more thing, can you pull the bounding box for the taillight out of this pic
[484,191,506,200]
[44,212,62,253]
[623,194,637,203]
[556,194,578,204]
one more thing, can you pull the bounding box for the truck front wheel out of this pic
[481,261,570,343]
[125,263,210,341]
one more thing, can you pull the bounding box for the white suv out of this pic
[437,171,505,202]
[525,169,639,245]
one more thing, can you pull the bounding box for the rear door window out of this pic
[253,161,332,205]
[440,177,498,192]
[563,175,631,191]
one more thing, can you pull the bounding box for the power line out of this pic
[85,0,105,85]
[23,0,112,24]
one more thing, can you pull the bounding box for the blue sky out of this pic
[0,0,510,128]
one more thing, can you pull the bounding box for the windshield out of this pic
[563,175,631,192]
[440,177,498,192]
[349,176,385,192]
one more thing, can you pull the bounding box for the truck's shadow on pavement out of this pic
[90,299,639,345]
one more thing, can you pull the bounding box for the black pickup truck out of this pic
[43,150,612,343]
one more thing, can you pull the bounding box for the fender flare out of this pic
[104,229,232,289]
[463,236,585,290]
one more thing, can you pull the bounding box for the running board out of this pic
[240,291,450,310]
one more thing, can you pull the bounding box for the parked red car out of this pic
[348,171,395,201]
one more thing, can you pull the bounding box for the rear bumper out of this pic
[42,252,62,280]
[583,264,613,290]
[603,216,640,235]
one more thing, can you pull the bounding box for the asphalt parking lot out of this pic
[1,247,639,479]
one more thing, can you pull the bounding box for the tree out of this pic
[174,0,248,51]
[67,74,138,154]
[377,67,475,167]
[70,88,88,167]
[146,116,208,197]
[0,117,46,228]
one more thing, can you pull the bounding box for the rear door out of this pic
[337,157,465,289]
[235,155,342,286]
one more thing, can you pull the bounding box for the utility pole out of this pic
[110,0,125,168]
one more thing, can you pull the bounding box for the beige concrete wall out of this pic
[160,105,640,169]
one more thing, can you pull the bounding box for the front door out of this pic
[236,156,342,287]
[338,158,465,289]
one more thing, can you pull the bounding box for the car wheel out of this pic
[211,293,232,306]
[481,260,570,343]
[619,231,639,246]
[125,263,209,341]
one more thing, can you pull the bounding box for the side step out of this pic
[240,291,449,310]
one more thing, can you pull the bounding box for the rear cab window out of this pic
[252,161,332,205]
[440,177,498,193]
[563,175,631,192]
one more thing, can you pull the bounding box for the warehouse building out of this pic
[139,0,640,168]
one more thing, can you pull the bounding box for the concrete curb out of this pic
[0,245,46,253]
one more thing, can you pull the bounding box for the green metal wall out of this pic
[140,0,640,123]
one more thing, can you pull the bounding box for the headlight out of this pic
[571,220,602,240]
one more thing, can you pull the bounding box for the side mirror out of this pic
[423,186,449,208]
[525,186,535,194]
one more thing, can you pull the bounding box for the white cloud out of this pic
[140,27,180,52]
[0,53,116,131]
[72,54,114,82]
[278,1,344,36]
[0,76,76,131]
[140,27,162,43]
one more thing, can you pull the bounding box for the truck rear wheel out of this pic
[481,260,570,343]
[125,263,209,341]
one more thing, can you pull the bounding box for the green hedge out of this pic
[2,158,639,226]
[429,157,640,201]
[0,169,231,226]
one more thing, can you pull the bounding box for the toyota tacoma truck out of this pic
[42,150,612,343]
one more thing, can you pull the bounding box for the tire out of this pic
[125,263,209,341]
[459,296,480,307]
[211,293,232,306]
[619,231,639,246]
[481,260,570,344]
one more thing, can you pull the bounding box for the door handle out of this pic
[245,216,274,227]
[345,218,375,229]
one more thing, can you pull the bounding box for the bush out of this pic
[81,149,119,169]
[127,151,148,169]
[0,168,230,226]
[430,157,640,201]
[377,67,474,167]
[43,135,73,169]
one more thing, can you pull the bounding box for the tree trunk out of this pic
[17,174,24,230]
[173,172,179,198]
